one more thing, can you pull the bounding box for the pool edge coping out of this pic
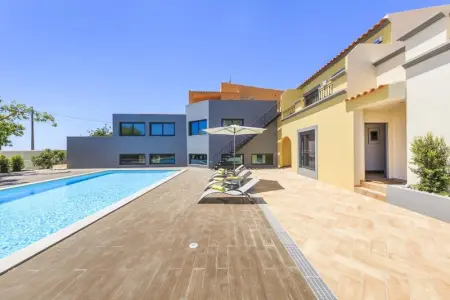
[0,168,187,275]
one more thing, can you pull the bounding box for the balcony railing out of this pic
[282,82,334,119]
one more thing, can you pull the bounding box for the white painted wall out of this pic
[364,103,407,180]
[406,49,450,184]
[375,52,406,86]
[346,45,377,98]
[353,110,365,185]
[404,17,448,61]
[388,4,450,41]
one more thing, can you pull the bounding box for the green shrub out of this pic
[410,132,450,194]
[31,149,66,169]
[10,155,25,172]
[0,155,9,173]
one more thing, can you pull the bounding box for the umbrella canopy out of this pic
[203,124,266,135]
[203,125,266,169]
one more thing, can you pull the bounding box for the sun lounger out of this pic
[204,170,252,190]
[199,178,260,204]
[210,166,247,181]
[210,164,245,178]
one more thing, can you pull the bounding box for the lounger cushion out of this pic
[214,176,241,182]
[210,184,227,192]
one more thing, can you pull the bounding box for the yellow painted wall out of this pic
[279,94,356,190]
[302,59,346,93]
[366,23,392,44]
[280,89,303,112]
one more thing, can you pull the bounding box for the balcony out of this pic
[282,82,345,119]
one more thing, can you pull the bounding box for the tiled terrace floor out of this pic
[0,168,315,300]
[251,168,450,300]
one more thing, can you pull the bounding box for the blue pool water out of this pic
[0,170,177,259]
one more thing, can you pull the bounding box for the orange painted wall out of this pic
[189,83,282,104]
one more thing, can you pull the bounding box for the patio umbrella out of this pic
[203,125,266,169]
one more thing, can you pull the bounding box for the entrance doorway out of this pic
[364,123,387,179]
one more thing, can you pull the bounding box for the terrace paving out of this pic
[0,168,316,300]
[251,168,450,300]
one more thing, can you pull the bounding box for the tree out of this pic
[0,98,57,148]
[410,132,450,194]
[88,124,112,136]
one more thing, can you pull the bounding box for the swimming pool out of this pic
[0,170,178,259]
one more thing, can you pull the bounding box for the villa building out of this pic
[67,83,281,169]
[278,4,450,197]
[68,4,450,200]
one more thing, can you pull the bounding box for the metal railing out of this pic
[282,82,334,119]
[211,101,280,168]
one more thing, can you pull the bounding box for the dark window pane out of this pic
[299,130,315,170]
[150,154,175,164]
[119,154,145,165]
[151,123,163,135]
[251,154,273,165]
[133,123,145,136]
[222,119,243,126]
[189,154,207,165]
[120,123,133,136]
[221,154,243,165]
[120,122,145,136]
[198,120,207,134]
[189,119,207,136]
[163,123,175,136]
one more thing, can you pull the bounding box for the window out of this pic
[189,119,207,135]
[189,154,207,165]
[221,153,244,165]
[222,119,244,126]
[150,122,175,136]
[373,36,383,44]
[304,86,320,107]
[251,154,274,165]
[150,154,175,164]
[368,128,380,144]
[299,130,316,170]
[120,122,145,136]
[119,154,146,165]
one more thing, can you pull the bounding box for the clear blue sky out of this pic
[0,0,446,150]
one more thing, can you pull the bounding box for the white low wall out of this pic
[387,185,450,222]
[0,150,62,170]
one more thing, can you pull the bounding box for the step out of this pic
[354,186,386,201]
[361,181,387,193]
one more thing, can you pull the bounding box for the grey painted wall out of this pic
[236,121,278,167]
[185,101,209,167]
[208,100,277,166]
[68,114,187,168]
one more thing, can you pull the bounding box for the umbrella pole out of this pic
[233,132,236,170]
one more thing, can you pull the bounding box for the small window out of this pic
[189,154,207,165]
[150,122,175,136]
[368,128,380,144]
[221,153,244,165]
[189,119,207,135]
[120,122,145,136]
[222,119,244,126]
[251,154,274,165]
[373,36,383,44]
[119,154,146,165]
[150,154,175,164]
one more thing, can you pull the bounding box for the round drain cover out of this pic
[189,242,199,249]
